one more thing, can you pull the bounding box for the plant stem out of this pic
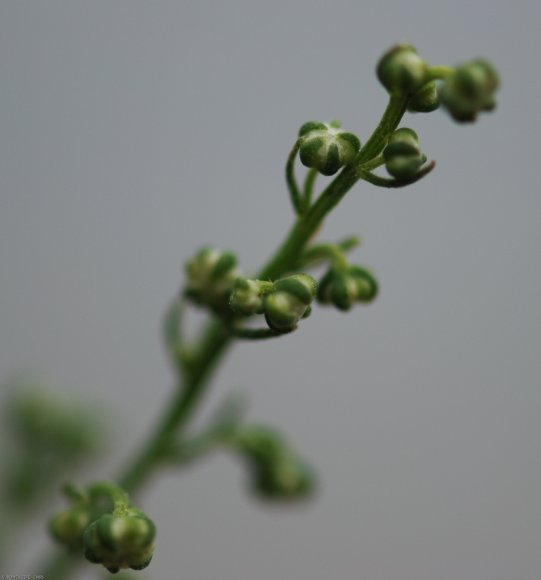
[119,319,231,494]
[427,65,454,80]
[286,140,303,214]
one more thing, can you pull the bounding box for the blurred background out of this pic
[0,1,539,579]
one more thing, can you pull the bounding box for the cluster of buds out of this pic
[230,274,317,333]
[184,247,240,312]
[232,426,314,501]
[439,59,499,122]
[377,45,499,123]
[49,482,156,574]
[383,128,427,181]
[318,264,378,311]
[298,121,360,176]
[83,508,156,574]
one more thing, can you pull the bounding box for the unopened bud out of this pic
[83,509,156,574]
[408,81,440,113]
[229,278,272,316]
[263,274,317,333]
[318,265,378,311]
[298,122,360,176]
[383,128,427,181]
[49,507,90,550]
[234,426,315,501]
[440,59,499,122]
[185,247,240,312]
[377,44,428,95]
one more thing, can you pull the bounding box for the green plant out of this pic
[17,44,498,577]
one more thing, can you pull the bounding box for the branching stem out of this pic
[39,92,410,580]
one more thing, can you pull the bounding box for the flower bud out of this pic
[185,247,240,312]
[408,81,440,113]
[298,122,360,176]
[318,265,378,311]
[83,509,156,574]
[383,128,427,181]
[251,455,314,500]
[263,274,317,333]
[229,278,271,316]
[234,426,315,501]
[377,44,428,95]
[49,507,90,550]
[439,59,499,122]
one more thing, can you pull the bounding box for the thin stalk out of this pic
[231,327,284,340]
[301,168,318,212]
[286,140,303,214]
[427,65,454,80]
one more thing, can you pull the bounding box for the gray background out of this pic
[1,1,540,579]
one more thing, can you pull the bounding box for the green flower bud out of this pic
[318,269,356,311]
[439,59,499,122]
[185,247,240,312]
[49,507,90,550]
[83,509,156,574]
[377,44,428,95]
[298,122,360,176]
[349,266,378,300]
[251,455,314,500]
[229,277,272,316]
[234,426,315,501]
[408,81,440,113]
[263,274,317,333]
[318,265,378,311]
[383,128,427,181]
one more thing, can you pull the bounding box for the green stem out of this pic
[355,94,409,163]
[118,319,231,494]
[298,236,360,269]
[300,242,351,270]
[359,160,436,188]
[163,298,184,368]
[360,154,385,172]
[231,327,284,340]
[87,481,130,512]
[301,168,318,212]
[427,65,454,80]
[286,140,303,215]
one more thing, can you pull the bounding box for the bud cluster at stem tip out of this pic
[49,482,156,574]
[83,508,156,574]
[377,44,499,123]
